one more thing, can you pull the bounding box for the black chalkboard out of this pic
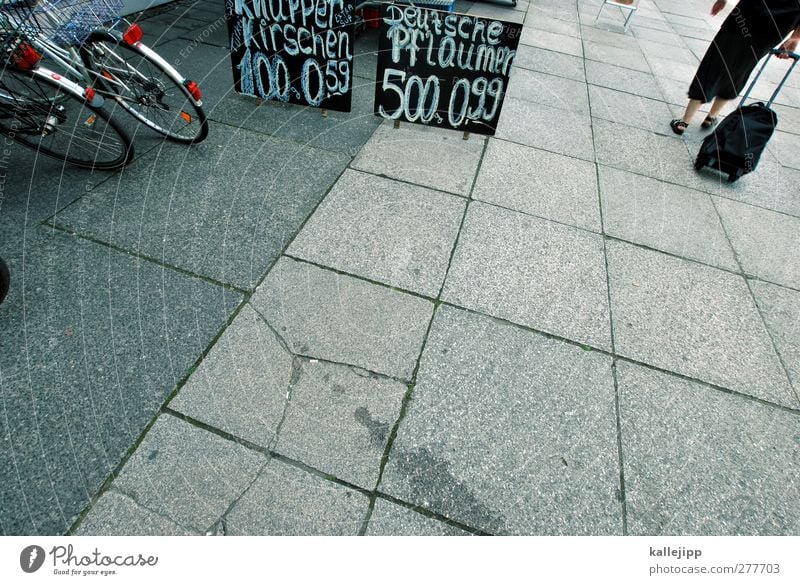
[226,0,354,112]
[374,4,522,135]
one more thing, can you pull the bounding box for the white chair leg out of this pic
[622,8,636,32]
[594,1,606,24]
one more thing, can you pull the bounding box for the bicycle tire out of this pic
[0,67,134,170]
[80,31,209,144]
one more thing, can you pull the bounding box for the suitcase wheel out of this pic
[694,156,705,170]
[728,169,743,183]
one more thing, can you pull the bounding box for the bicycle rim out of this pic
[0,69,134,170]
[83,35,208,144]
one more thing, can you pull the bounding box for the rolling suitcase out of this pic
[694,48,799,182]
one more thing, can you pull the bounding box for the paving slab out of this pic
[174,15,230,48]
[287,170,466,297]
[270,77,384,155]
[598,166,738,270]
[169,304,292,448]
[528,3,580,23]
[380,306,622,535]
[750,280,800,397]
[53,123,349,290]
[353,29,380,81]
[523,13,582,37]
[0,148,106,237]
[589,85,675,133]
[225,459,369,535]
[585,60,664,101]
[113,415,266,531]
[627,14,676,33]
[687,160,800,219]
[506,68,590,115]
[607,240,797,408]
[618,361,800,535]
[496,98,595,161]
[772,104,800,136]
[632,26,685,47]
[512,45,586,82]
[520,28,584,57]
[646,56,698,83]
[366,499,470,535]
[748,78,800,108]
[76,491,195,536]
[251,257,434,380]
[655,75,700,107]
[638,39,698,66]
[678,26,716,43]
[714,198,800,290]
[583,41,651,72]
[579,25,640,50]
[663,12,710,30]
[769,131,800,170]
[593,118,695,183]
[443,202,612,349]
[352,122,486,196]
[0,228,239,536]
[473,139,601,232]
[466,4,524,23]
[682,35,710,60]
[273,358,407,489]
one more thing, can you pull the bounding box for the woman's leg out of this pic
[681,99,704,123]
[707,97,731,119]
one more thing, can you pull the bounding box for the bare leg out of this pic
[681,99,704,123]
[707,97,731,119]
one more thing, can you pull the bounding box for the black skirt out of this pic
[689,0,800,102]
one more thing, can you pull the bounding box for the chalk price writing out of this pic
[379,68,504,126]
[237,51,350,105]
[374,5,520,135]
[227,0,353,111]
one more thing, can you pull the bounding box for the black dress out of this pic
[689,0,800,102]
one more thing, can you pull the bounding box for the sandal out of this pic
[701,115,718,129]
[670,119,688,135]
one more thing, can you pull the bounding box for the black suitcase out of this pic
[695,48,799,182]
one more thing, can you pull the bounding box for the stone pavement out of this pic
[1,0,800,536]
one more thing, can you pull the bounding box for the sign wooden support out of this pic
[321,109,329,118]
[463,131,470,141]
[393,120,401,129]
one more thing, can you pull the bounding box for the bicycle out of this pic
[0,21,135,169]
[3,0,208,144]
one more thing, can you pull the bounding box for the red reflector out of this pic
[185,80,201,101]
[84,87,96,102]
[13,42,41,71]
[123,23,143,45]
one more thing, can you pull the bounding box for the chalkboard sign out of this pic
[226,0,354,112]
[374,4,522,135]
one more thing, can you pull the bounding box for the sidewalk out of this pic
[1,0,799,536]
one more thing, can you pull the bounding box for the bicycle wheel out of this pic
[0,67,134,169]
[81,31,208,144]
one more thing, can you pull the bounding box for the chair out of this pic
[594,0,640,32]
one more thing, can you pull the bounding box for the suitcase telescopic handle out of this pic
[740,48,800,108]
